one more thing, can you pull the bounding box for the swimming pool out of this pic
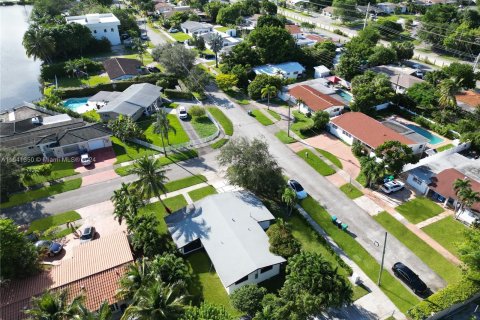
[336,89,352,102]
[406,124,444,145]
[63,97,95,114]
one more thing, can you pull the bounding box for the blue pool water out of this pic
[63,97,92,113]
[406,124,444,145]
[336,89,352,102]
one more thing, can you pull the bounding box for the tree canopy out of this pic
[230,284,267,316]
[266,220,301,258]
[375,141,417,175]
[350,71,394,116]
[248,26,297,64]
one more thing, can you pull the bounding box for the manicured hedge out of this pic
[164,89,194,100]
[407,278,480,320]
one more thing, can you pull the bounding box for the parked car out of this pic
[392,262,428,295]
[35,240,63,256]
[140,33,148,40]
[80,226,96,243]
[168,28,179,33]
[147,66,160,73]
[178,106,188,120]
[288,179,308,199]
[26,233,39,242]
[380,180,404,194]
[80,153,92,166]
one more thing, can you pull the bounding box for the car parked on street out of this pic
[168,28,179,33]
[80,153,92,166]
[178,106,188,120]
[80,226,96,243]
[392,262,428,295]
[288,179,308,199]
[35,240,63,256]
[380,180,404,194]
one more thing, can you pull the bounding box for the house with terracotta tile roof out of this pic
[285,24,303,39]
[0,232,133,320]
[456,90,480,112]
[289,85,345,117]
[328,112,427,154]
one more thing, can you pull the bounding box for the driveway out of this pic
[74,147,117,173]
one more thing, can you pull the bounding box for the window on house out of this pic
[94,30,97,34]
[104,29,107,32]
[294,71,298,74]
[331,123,337,129]
[342,130,352,137]
[333,108,340,112]
[111,28,114,32]
[260,265,273,274]
[412,176,422,185]
[234,275,249,285]
[28,146,35,149]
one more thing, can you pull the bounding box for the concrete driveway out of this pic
[75,147,117,173]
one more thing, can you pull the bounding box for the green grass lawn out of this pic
[138,115,190,147]
[28,211,81,233]
[299,197,420,313]
[267,109,281,121]
[120,53,154,65]
[224,89,250,105]
[395,197,444,224]
[139,194,188,234]
[82,109,101,122]
[112,137,159,164]
[251,109,274,126]
[422,216,468,257]
[436,144,454,152]
[187,251,240,317]
[56,75,109,88]
[214,26,230,32]
[211,138,229,149]
[275,130,296,144]
[165,102,179,109]
[165,175,207,193]
[207,106,233,136]
[297,149,336,176]
[353,285,370,301]
[291,111,314,139]
[188,185,218,202]
[23,161,77,186]
[340,183,363,199]
[191,116,218,138]
[356,172,367,187]
[316,148,343,169]
[170,32,191,42]
[1,179,82,209]
[374,211,461,284]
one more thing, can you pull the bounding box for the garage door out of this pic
[88,139,105,150]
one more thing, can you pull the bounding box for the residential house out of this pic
[253,62,305,79]
[279,78,351,106]
[180,21,213,36]
[66,13,121,45]
[87,90,122,109]
[455,90,480,113]
[103,58,143,81]
[289,85,345,117]
[285,24,303,39]
[314,65,331,78]
[376,2,407,13]
[0,109,112,158]
[97,83,162,121]
[244,14,262,29]
[328,112,426,154]
[200,31,243,53]
[0,232,133,319]
[371,65,424,93]
[165,192,286,294]
[155,2,191,18]
[295,36,317,47]
[322,6,335,17]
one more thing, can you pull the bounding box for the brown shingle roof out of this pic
[285,24,302,34]
[306,34,326,42]
[330,112,414,149]
[429,168,480,211]
[456,90,480,108]
[289,85,343,112]
[103,58,142,80]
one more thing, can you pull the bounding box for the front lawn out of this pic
[251,109,274,126]
[395,197,444,224]
[275,130,296,144]
[112,137,159,164]
[191,116,218,138]
[188,185,217,202]
[297,149,335,176]
[291,111,314,139]
[267,109,281,120]
[339,183,363,199]
[299,197,420,313]
[170,32,191,42]
[28,210,81,233]
[422,216,468,257]
[374,211,461,284]
[208,106,233,136]
[138,115,190,147]
[1,179,82,209]
[211,138,229,149]
[165,175,207,193]
[316,149,343,169]
[139,194,188,234]
[23,161,77,186]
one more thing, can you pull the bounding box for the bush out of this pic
[41,58,104,81]
[163,89,194,100]
[266,221,301,258]
[247,74,282,100]
[333,29,346,36]
[230,284,267,316]
[189,105,206,117]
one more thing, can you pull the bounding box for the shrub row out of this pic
[163,89,194,100]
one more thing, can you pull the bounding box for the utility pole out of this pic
[474,53,480,72]
[377,232,388,286]
[363,2,370,30]
[287,105,291,137]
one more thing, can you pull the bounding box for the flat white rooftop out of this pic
[66,13,120,25]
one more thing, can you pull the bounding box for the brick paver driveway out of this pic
[75,147,117,173]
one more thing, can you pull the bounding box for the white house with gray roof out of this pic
[164,192,286,294]
[180,21,213,36]
[97,83,162,121]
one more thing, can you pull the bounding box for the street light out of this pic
[376,232,388,286]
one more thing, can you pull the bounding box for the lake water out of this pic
[0,5,42,110]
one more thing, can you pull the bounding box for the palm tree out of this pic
[74,300,112,320]
[453,178,480,213]
[22,26,55,64]
[121,282,188,320]
[261,85,277,110]
[438,79,459,109]
[25,290,84,320]
[282,187,297,216]
[111,183,142,228]
[208,33,224,68]
[128,156,169,207]
[132,38,147,64]
[460,189,480,211]
[153,109,176,155]
[117,259,152,301]
[360,156,385,188]
[64,60,79,78]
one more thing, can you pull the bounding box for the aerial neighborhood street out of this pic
[0,0,479,319]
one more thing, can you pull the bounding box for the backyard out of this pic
[395,197,444,224]
[56,74,110,88]
[275,130,296,144]
[422,216,468,257]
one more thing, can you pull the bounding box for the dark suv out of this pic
[80,226,96,243]
[392,262,428,295]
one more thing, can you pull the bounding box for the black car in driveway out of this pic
[392,262,428,295]
[35,240,63,256]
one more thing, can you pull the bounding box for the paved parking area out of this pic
[371,188,416,208]
[75,147,117,173]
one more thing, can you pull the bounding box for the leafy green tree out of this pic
[112,8,141,36]
[132,38,147,64]
[443,62,477,89]
[248,26,297,64]
[261,0,277,15]
[282,187,297,216]
[221,42,259,71]
[231,64,249,89]
[256,14,285,28]
[0,218,39,282]
[300,40,337,69]
[150,253,191,285]
[217,137,285,198]
[350,71,394,116]
[406,82,438,110]
[438,79,459,109]
[107,115,142,142]
[130,213,165,257]
[375,20,403,40]
[424,70,448,86]
[209,33,224,68]
[189,105,207,118]
[182,303,234,320]
[368,46,398,67]
[453,178,480,213]
[25,290,84,320]
[184,66,211,97]
[204,1,227,22]
[457,226,480,276]
[216,4,242,25]
[360,156,385,187]
[158,44,196,78]
[23,26,55,64]
[335,55,362,81]
[216,74,238,91]
[312,111,330,131]
[332,0,362,22]
[230,284,268,317]
[0,148,23,201]
[261,84,277,110]
[129,155,169,205]
[247,74,282,100]
[375,141,416,175]
[266,220,301,258]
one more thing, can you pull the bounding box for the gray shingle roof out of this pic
[88,91,122,103]
[165,192,286,288]
[180,21,212,32]
[57,123,110,146]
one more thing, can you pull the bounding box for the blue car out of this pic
[288,179,308,199]
[35,240,63,256]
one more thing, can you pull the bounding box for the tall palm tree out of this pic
[153,109,176,155]
[360,156,385,188]
[453,178,480,213]
[111,182,142,228]
[117,259,152,301]
[64,60,79,78]
[438,79,459,110]
[121,282,188,320]
[261,85,277,110]
[22,26,55,64]
[73,300,112,320]
[25,290,84,320]
[460,189,480,211]
[128,156,169,207]
[208,33,224,68]
[282,187,297,216]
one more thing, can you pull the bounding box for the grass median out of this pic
[207,106,233,136]
[340,183,363,199]
[267,109,281,120]
[251,109,274,126]
[211,138,229,149]
[275,130,296,144]
[164,175,207,193]
[188,185,217,202]
[297,149,335,176]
